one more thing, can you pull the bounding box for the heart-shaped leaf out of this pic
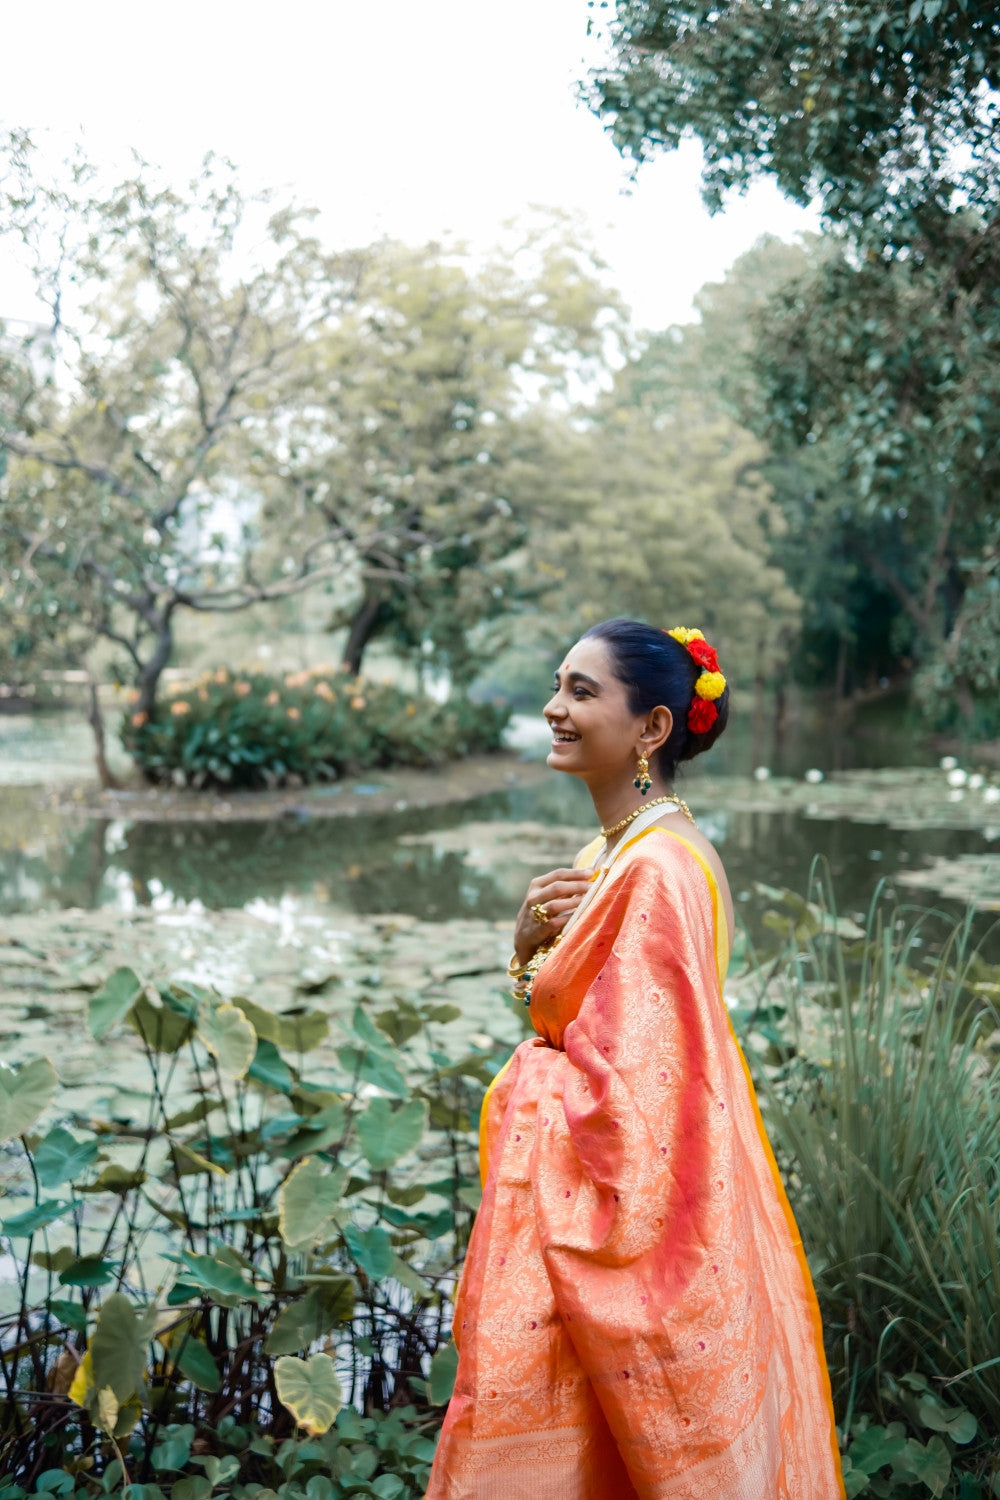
[89,968,142,1040]
[167,1251,259,1306]
[34,1127,100,1188]
[429,1340,458,1405]
[173,1338,221,1393]
[264,1279,355,1355]
[1,1198,72,1238]
[90,1293,155,1403]
[342,1223,393,1282]
[197,1003,256,1079]
[357,1097,428,1171]
[274,1353,342,1435]
[128,990,195,1054]
[58,1255,116,1288]
[278,1157,346,1248]
[0,1057,58,1144]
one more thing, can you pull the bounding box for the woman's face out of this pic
[543,637,650,784]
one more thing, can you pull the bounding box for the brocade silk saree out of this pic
[426,823,845,1500]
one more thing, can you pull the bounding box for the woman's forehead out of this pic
[560,638,611,677]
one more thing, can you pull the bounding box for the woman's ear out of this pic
[638,705,673,756]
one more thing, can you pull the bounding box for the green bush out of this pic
[121,668,511,789]
[0,959,504,1491]
[734,883,1000,1497]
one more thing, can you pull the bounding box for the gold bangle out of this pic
[507,952,530,979]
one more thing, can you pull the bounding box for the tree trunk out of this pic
[341,593,383,676]
[135,619,175,719]
[85,675,120,790]
[834,636,848,700]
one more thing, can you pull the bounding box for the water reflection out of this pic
[1,777,995,958]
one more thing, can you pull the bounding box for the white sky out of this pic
[1,0,818,332]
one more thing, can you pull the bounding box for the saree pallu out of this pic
[426,825,844,1500]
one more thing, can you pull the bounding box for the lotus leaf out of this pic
[274,1352,342,1435]
[279,1156,347,1248]
[0,1056,58,1143]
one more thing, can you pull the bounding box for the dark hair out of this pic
[582,618,730,782]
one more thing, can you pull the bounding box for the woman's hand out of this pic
[514,866,597,965]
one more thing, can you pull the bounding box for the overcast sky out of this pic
[1,0,817,331]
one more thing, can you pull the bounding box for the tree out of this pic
[265,219,623,682]
[0,140,362,757]
[531,392,799,689]
[0,138,623,782]
[585,5,1000,719]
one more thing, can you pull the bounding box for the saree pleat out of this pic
[427,826,844,1500]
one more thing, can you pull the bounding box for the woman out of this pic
[426,620,844,1500]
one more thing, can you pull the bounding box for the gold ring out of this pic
[530,902,549,925]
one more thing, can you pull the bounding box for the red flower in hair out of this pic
[687,697,719,735]
[687,638,719,673]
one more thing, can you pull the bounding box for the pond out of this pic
[2,698,999,956]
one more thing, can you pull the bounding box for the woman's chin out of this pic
[547,745,581,773]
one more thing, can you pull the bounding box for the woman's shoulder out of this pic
[621,819,734,944]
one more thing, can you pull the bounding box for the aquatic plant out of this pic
[736,882,1000,1496]
[0,961,502,1494]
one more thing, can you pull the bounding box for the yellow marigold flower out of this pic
[314,681,336,701]
[667,626,706,645]
[234,681,251,696]
[265,690,280,706]
[131,711,148,727]
[695,670,727,701]
[171,701,191,716]
[287,707,301,720]
[351,696,366,710]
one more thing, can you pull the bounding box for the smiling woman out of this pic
[425,619,845,1500]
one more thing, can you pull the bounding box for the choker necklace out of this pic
[600,793,695,840]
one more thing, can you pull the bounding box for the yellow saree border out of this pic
[643,825,847,1499]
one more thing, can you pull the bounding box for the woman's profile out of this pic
[425,618,844,1499]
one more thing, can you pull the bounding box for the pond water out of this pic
[2,699,999,956]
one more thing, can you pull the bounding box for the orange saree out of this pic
[426,824,845,1500]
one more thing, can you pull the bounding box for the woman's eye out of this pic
[572,688,591,699]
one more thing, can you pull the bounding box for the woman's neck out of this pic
[588,775,672,836]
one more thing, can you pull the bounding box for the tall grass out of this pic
[738,881,1000,1439]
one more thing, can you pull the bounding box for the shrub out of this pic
[0,960,505,1492]
[734,882,1000,1496]
[122,668,511,789]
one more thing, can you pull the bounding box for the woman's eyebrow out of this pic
[555,670,601,689]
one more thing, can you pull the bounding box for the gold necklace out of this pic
[600,793,695,840]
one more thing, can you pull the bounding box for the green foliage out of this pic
[0,948,500,1491]
[735,884,1000,1492]
[586,4,1000,725]
[121,667,510,788]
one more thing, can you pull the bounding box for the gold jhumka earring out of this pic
[634,751,652,797]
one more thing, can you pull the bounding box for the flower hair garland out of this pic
[665,627,727,733]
